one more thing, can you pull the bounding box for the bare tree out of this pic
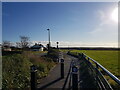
[2,40,12,47]
[16,42,21,48]
[19,36,30,49]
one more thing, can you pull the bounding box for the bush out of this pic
[37,63,47,72]
[2,54,32,89]
[36,59,55,78]
[47,49,59,62]
[2,51,56,89]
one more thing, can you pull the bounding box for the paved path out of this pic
[37,52,98,89]
[37,52,78,90]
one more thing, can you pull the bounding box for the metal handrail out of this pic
[83,53,120,85]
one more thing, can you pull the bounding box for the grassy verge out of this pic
[2,54,32,89]
[2,49,59,89]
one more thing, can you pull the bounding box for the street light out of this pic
[47,29,51,50]
[57,42,59,49]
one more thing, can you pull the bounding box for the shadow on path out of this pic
[37,53,77,89]
[37,77,62,90]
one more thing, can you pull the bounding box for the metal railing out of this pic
[82,53,120,85]
[67,51,120,90]
[80,53,120,90]
[31,51,120,90]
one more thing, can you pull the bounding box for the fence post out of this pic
[72,65,78,90]
[95,63,99,86]
[96,63,99,69]
[88,58,89,61]
[95,63,99,76]
[61,59,64,78]
[31,65,37,90]
[82,53,84,59]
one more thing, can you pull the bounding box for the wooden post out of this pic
[31,65,37,90]
[61,59,64,78]
[72,65,78,90]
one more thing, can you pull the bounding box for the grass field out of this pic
[68,50,120,89]
[69,50,119,77]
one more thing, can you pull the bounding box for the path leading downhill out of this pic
[37,52,78,90]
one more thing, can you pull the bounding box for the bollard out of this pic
[31,65,37,90]
[72,65,78,90]
[61,59,64,78]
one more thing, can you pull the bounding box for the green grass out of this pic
[70,50,119,77]
[2,54,32,89]
[69,50,120,89]
[2,50,57,89]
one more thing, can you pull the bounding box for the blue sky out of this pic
[2,2,118,47]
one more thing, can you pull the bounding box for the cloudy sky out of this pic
[2,2,118,47]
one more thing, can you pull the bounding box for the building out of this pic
[31,43,44,51]
[2,46,12,51]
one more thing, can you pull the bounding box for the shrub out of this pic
[47,49,59,62]
[37,63,47,72]
[2,54,32,89]
[2,51,56,89]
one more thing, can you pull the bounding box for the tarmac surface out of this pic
[37,52,78,89]
[37,52,98,90]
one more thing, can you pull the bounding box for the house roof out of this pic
[31,43,44,49]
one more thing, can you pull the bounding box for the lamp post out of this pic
[47,29,51,50]
[57,42,59,49]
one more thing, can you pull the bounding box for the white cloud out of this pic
[10,40,118,47]
[30,41,118,47]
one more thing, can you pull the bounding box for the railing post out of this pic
[88,58,89,61]
[82,53,84,59]
[96,63,99,69]
[95,63,98,76]
[95,63,99,86]
[31,65,37,90]
[72,65,78,90]
[61,59,64,78]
